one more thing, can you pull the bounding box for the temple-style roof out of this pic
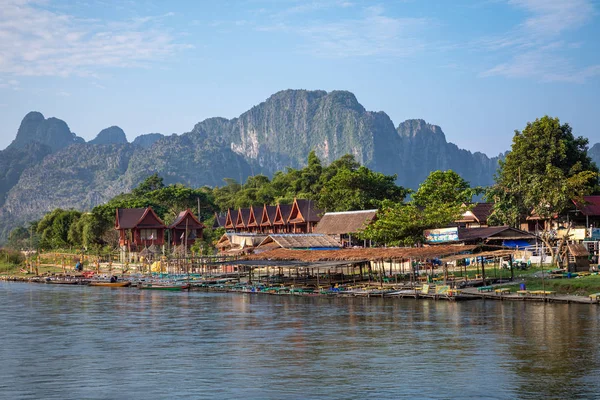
[257,234,342,250]
[247,206,263,228]
[274,204,293,225]
[225,209,239,229]
[213,212,227,229]
[115,207,165,229]
[169,209,204,229]
[261,205,277,226]
[236,207,251,228]
[314,210,377,235]
[288,198,321,224]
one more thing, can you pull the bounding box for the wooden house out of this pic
[566,243,590,272]
[456,203,493,228]
[314,209,377,246]
[169,209,205,247]
[115,207,166,251]
[287,199,322,233]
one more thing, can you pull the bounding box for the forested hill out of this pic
[0,89,598,241]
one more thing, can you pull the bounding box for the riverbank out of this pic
[3,270,600,305]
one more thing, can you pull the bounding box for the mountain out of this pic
[132,133,164,148]
[89,126,128,145]
[9,111,83,152]
[395,119,502,188]
[1,89,596,241]
[589,143,600,169]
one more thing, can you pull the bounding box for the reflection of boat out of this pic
[138,283,190,291]
[89,281,131,287]
[44,277,80,285]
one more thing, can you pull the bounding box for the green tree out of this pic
[132,173,165,196]
[412,170,481,208]
[487,116,598,262]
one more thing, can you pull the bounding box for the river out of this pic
[1,282,599,399]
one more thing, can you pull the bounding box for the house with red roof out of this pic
[115,207,166,251]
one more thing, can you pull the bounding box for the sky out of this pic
[0,0,599,156]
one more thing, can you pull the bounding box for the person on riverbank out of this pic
[75,261,82,272]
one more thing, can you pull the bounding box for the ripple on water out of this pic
[1,283,599,400]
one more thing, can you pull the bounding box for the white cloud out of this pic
[480,0,599,83]
[508,0,594,37]
[0,0,191,77]
[0,78,20,89]
[258,4,429,58]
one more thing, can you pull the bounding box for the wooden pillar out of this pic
[481,256,486,286]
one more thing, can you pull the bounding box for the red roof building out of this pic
[115,207,166,251]
[168,209,205,247]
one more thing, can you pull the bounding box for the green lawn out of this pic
[499,275,600,296]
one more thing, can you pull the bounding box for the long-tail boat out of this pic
[137,283,190,291]
[89,281,132,287]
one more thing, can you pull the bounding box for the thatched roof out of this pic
[314,210,377,235]
[568,243,589,257]
[440,249,516,263]
[244,244,478,262]
[257,234,342,250]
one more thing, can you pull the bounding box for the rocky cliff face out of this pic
[193,89,402,175]
[132,133,164,148]
[589,143,600,169]
[396,119,501,188]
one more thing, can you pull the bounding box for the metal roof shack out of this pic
[573,196,600,216]
[314,209,377,235]
[457,226,537,246]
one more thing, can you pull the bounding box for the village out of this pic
[7,192,600,305]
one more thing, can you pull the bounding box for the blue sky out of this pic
[1,0,599,156]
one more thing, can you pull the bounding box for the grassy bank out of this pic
[501,275,600,296]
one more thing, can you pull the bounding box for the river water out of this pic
[1,282,599,400]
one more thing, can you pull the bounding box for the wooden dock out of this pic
[460,287,598,304]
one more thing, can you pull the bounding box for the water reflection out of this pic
[0,282,599,399]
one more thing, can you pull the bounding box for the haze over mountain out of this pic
[0,89,597,240]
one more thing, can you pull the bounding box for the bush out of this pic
[0,248,25,266]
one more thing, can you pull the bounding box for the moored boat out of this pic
[137,283,190,291]
[89,281,132,287]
